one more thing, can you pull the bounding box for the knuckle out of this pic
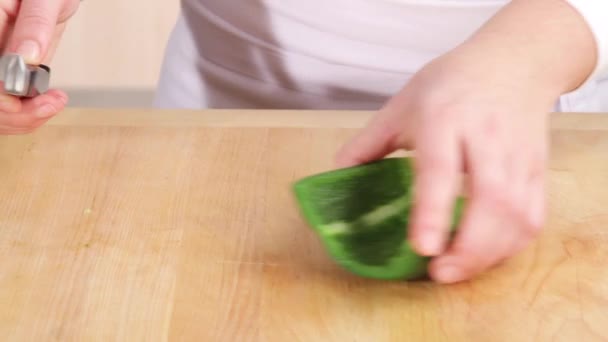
[412,89,464,122]
[420,99,462,122]
[474,176,505,204]
[20,9,54,30]
[479,115,504,139]
[370,118,400,145]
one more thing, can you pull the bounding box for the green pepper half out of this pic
[293,157,464,280]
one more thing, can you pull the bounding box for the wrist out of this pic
[441,41,562,106]
[455,0,597,98]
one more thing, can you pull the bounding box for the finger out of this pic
[6,0,63,64]
[334,110,404,168]
[429,198,520,284]
[408,122,460,256]
[41,22,66,65]
[0,89,66,130]
[21,88,68,116]
[427,135,513,283]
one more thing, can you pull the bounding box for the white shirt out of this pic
[154,0,608,112]
[566,0,608,82]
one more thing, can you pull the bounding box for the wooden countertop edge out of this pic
[46,108,608,130]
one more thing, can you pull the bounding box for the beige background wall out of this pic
[51,1,181,107]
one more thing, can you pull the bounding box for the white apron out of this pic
[153,0,608,112]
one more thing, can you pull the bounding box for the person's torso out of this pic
[170,0,605,111]
[182,0,506,71]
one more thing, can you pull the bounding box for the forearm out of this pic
[453,0,597,98]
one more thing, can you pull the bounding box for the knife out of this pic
[0,54,50,98]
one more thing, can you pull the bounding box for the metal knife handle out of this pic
[0,54,50,97]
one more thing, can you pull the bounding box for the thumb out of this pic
[334,111,406,168]
[8,1,62,64]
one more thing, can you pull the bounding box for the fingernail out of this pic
[17,40,40,63]
[36,104,56,118]
[435,264,464,284]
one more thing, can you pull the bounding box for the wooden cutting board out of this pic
[1,109,608,341]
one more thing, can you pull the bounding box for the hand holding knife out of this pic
[0,54,50,98]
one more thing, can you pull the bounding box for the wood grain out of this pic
[1,109,608,341]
